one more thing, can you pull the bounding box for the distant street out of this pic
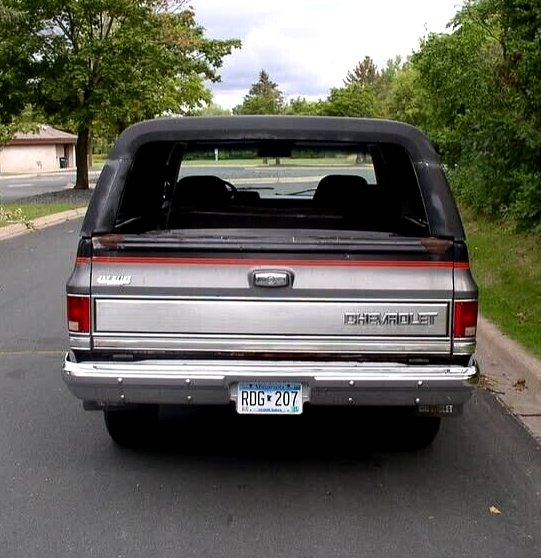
[0,164,376,202]
[0,219,540,558]
[0,170,101,202]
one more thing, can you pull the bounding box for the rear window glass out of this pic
[115,141,428,236]
[179,146,377,198]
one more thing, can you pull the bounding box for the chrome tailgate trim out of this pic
[91,334,452,355]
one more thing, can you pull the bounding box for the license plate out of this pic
[236,382,303,415]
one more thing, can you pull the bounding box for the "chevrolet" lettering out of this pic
[344,311,438,326]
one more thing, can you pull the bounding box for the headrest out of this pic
[172,175,232,208]
[313,174,369,207]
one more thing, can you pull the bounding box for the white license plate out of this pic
[236,382,303,415]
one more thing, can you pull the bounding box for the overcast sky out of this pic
[191,0,464,108]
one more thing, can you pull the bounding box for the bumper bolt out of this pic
[120,394,125,401]
[415,397,421,404]
[348,397,354,404]
[117,377,123,384]
[417,380,423,387]
[186,395,192,402]
[349,380,355,386]
[185,379,191,385]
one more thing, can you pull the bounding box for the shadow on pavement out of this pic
[116,404,439,459]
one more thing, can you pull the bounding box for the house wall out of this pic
[66,145,75,167]
[0,144,76,173]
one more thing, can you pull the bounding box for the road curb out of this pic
[0,207,87,241]
[478,315,541,394]
[477,315,541,441]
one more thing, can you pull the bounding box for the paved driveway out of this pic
[0,220,540,558]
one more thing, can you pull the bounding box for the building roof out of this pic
[9,125,77,146]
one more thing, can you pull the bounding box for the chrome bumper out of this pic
[63,354,479,408]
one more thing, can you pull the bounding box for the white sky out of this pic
[191,0,464,108]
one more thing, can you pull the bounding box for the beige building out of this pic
[0,126,77,173]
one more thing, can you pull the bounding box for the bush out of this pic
[448,164,541,232]
[507,171,541,232]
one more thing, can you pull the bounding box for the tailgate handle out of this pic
[253,271,291,288]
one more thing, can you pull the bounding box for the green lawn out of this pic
[462,207,541,359]
[91,154,107,168]
[0,203,85,228]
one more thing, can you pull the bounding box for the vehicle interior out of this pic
[113,140,430,237]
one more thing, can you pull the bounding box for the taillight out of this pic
[67,296,90,333]
[453,300,478,338]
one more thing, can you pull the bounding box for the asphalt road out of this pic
[1,220,541,558]
[0,171,101,202]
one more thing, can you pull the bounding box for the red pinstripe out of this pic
[83,256,469,269]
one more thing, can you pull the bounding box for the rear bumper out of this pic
[63,354,479,409]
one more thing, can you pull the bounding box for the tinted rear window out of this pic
[115,141,428,236]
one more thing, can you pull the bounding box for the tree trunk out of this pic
[74,126,90,190]
[88,131,93,168]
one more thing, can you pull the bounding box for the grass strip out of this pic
[462,207,541,359]
[0,203,85,228]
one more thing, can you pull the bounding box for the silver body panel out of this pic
[87,261,458,356]
[94,299,450,337]
[90,261,454,292]
[63,354,479,407]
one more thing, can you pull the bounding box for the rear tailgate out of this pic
[88,235,455,358]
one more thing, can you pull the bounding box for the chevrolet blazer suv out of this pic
[63,116,479,448]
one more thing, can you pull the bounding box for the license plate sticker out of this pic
[237,382,303,415]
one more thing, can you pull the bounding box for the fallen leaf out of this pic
[489,505,502,515]
[513,379,527,391]
[515,311,528,323]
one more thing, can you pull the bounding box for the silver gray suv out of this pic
[63,116,479,448]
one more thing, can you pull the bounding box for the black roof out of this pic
[82,116,465,239]
[110,116,439,163]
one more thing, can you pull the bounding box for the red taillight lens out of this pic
[453,300,478,338]
[67,296,90,333]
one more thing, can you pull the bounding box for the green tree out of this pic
[235,70,285,115]
[321,84,381,118]
[411,0,541,230]
[479,0,541,229]
[384,65,427,127]
[0,4,38,125]
[190,102,232,116]
[344,56,379,87]
[285,97,325,116]
[0,0,240,189]
[374,56,403,103]
[0,107,38,147]
[343,56,404,117]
